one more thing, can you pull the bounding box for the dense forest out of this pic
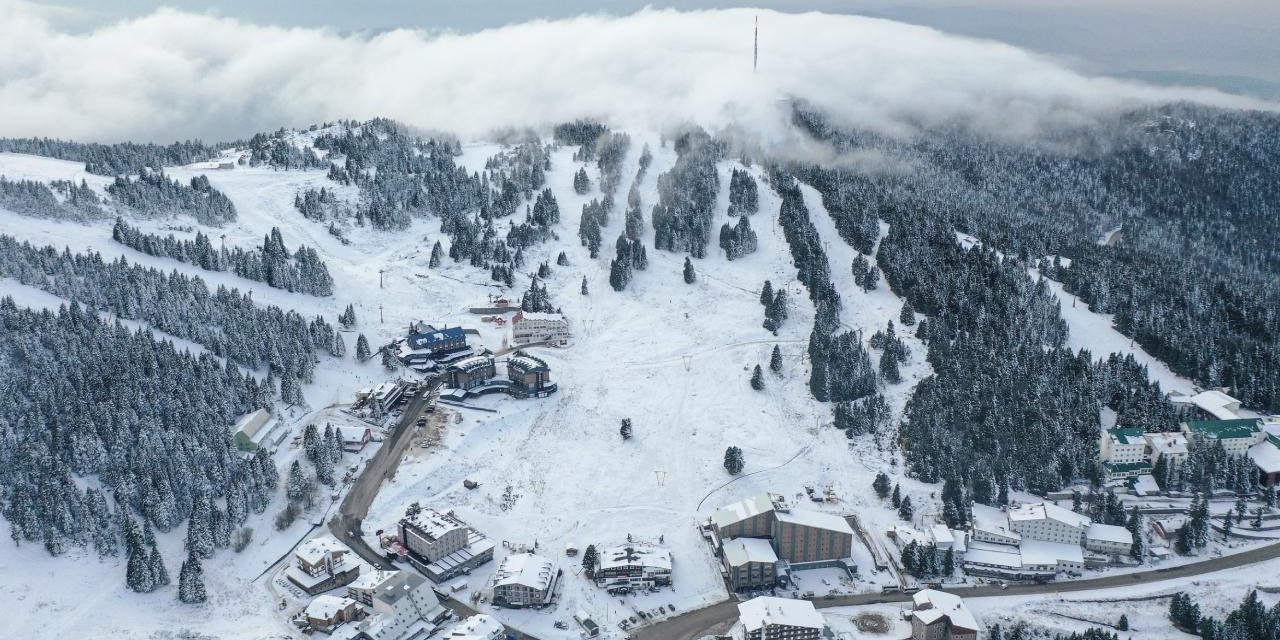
[107,171,237,226]
[0,177,106,221]
[112,219,334,296]
[0,298,278,555]
[0,137,224,176]
[795,103,1280,413]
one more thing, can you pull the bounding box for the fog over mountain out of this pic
[0,1,1271,144]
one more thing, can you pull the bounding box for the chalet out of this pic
[287,535,361,595]
[910,590,978,640]
[338,425,372,453]
[511,311,570,347]
[485,552,558,608]
[595,544,672,591]
[358,381,407,413]
[737,596,825,640]
[506,355,557,397]
[303,594,363,633]
[447,356,496,390]
[233,409,277,452]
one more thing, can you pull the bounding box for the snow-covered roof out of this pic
[710,493,783,530]
[234,409,273,438]
[1132,474,1161,496]
[372,571,431,608]
[962,542,1023,569]
[598,544,672,572]
[296,535,348,566]
[1020,539,1083,566]
[1250,441,1280,474]
[402,509,467,541]
[912,590,978,632]
[930,525,954,546]
[449,355,493,372]
[1175,389,1242,420]
[448,614,505,639]
[514,312,564,323]
[305,594,356,620]
[507,355,549,373]
[350,569,398,592]
[722,537,778,566]
[337,425,370,443]
[737,596,824,632]
[1086,523,1134,546]
[407,325,466,350]
[1008,502,1091,529]
[774,507,853,535]
[1146,432,1188,456]
[489,552,555,591]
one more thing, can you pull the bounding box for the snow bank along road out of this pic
[635,539,1280,640]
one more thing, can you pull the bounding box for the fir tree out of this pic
[381,347,398,372]
[429,241,443,268]
[620,418,633,441]
[581,544,599,579]
[898,496,914,522]
[573,167,590,194]
[750,364,765,390]
[723,446,744,475]
[355,334,372,361]
[760,280,774,307]
[1117,614,1129,631]
[769,345,783,374]
[891,483,902,508]
[683,257,696,284]
[330,332,346,358]
[178,551,207,604]
[872,472,891,499]
[879,349,902,384]
[580,276,589,296]
[150,545,170,586]
[900,300,916,326]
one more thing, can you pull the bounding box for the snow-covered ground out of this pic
[0,130,1252,640]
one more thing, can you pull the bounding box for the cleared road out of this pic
[636,539,1280,640]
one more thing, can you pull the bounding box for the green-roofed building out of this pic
[1181,418,1263,456]
[1099,427,1148,477]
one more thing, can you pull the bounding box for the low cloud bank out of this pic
[0,2,1269,143]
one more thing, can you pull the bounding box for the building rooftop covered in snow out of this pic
[911,589,978,640]
[737,596,825,640]
[485,552,558,608]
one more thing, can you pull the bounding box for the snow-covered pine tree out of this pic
[177,551,207,604]
[355,334,372,361]
[683,257,696,284]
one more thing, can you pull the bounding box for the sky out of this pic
[0,1,1274,144]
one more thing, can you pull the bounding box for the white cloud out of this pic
[0,1,1271,144]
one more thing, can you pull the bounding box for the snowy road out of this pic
[636,538,1280,640]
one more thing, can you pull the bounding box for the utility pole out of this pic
[753,15,758,74]
[379,304,384,324]
[378,269,385,289]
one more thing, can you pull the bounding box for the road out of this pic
[635,539,1280,640]
[327,382,541,640]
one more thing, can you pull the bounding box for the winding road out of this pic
[635,539,1280,640]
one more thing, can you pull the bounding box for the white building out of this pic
[1084,523,1134,556]
[911,590,979,640]
[485,552,557,608]
[1145,432,1189,468]
[304,594,362,633]
[288,535,361,595]
[353,571,448,640]
[595,544,673,590]
[970,522,1021,547]
[348,569,400,606]
[1007,503,1091,545]
[511,311,570,347]
[1182,419,1264,456]
[1099,427,1147,465]
[1019,540,1084,573]
[447,614,505,640]
[737,596,826,640]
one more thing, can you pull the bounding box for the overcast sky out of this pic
[35,0,1280,99]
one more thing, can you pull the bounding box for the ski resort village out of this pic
[3,79,1280,640]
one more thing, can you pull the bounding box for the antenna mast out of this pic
[753,15,759,73]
